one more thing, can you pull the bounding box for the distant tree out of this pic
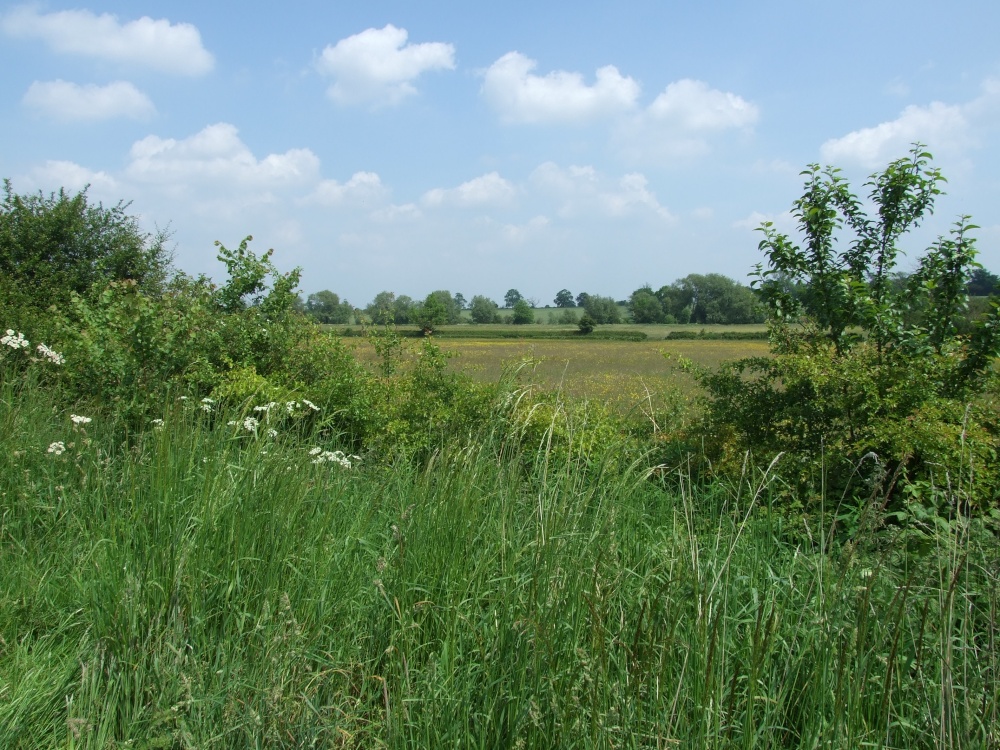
[578,313,596,334]
[413,290,454,333]
[554,289,575,308]
[512,298,534,324]
[967,267,1000,296]
[504,289,523,308]
[628,285,666,323]
[365,291,397,324]
[555,308,578,324]
[392,295,414,324]
[306,290,353,324]
[583,295,621,324]
[658,274,764,324]
[575,292,591,308]
[469,295,501,323]
[453,292,467,310]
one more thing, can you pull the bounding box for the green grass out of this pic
[1,373,997,747]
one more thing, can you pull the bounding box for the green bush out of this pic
[699,146,1000,511]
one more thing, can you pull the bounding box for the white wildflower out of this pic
[302,399,320,412]
[36,343,64,365]
[311,449,360,468]
[308,447,322,456]
[226,420,237,427]
[47,441,65,455]
[2,330,29,349]
[242,416,259,433]
[200,397,214,413]
[151,419,165,431]
[70,415,92,425]
[285,401,297,414]
[267,428,278,439]
[253,402,277,414]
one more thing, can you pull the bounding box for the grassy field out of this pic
[2,375,996,747]
[349,330,770,411]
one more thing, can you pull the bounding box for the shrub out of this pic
[699,146,1000,510]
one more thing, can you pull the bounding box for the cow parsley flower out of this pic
[302,399,320,412]
[2,330,29,350]
[70,414,92,425]
[200,397,214,413]
[310,448,360,468]
[36,343,64,365]
[243,416,259,433]
[47,441,66,455]
[267,428,278,439]
[151,419,165,431]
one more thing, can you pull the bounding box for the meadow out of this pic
[1,371,997,748]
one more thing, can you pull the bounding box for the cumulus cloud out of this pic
[422,172,516,208]
[371,203,422,222]
[821,101,970,168]
[1,5,213,75]
[614,79,758,163]
[481,52,640,124]
[647,79,758,131]
[308,172,388,205]
[125,123,319,188]
[23,80,155,121]
[503,215,550,243]
[316,24,455,106]
[529,162,674,221]
[23,160,118,194]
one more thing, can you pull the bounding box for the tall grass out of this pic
[0,373,997,747]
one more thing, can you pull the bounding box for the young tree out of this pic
[511,298,534,324]
[554,289,575,308]
[701,145,1000,507]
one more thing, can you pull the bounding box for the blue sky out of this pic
[2,1,999,306]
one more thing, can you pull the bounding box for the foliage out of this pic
[305,289,354,324]
[628,284,666,323]
[582,294,621,324]
[657,273,764,324]
[577,313,596,334]
[553,288,575,307]
[469,294,501,323]
[511,298,535,324]
[0,180,172,332]
[504,288,523,308]
[700,146,1000,508]
[967,267,1000,297]
[413,290,461,332]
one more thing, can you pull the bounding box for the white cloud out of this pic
[481,51,640,124]
[125,123,320,188]
[821,101,969,168]
[647,79,758,131]
[316,24,455,106]
[371,203,422,222]
[1,6,213,75]
[503,215,549,243]
[529,162,674,221]
[308,172,388,205]
[422,172,516,208]
[23,80,155,121]
[23,160,118,194]
[615,79,758,163]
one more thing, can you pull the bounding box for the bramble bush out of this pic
[698,146,1000,512]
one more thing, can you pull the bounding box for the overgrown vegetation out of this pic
[1,154,998,746]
